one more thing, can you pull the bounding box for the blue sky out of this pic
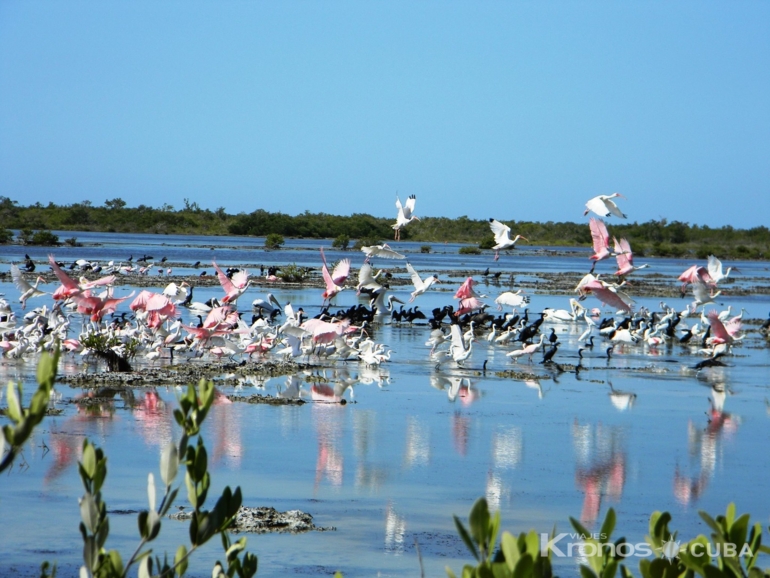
[1,2,768,228]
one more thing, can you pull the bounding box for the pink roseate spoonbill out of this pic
[455,296,486,317]
[488,218,527,261]
[581,279,634,314]
[678,265,716,295]
[583,193,627,219]
[71,290,134,322]
[11,264,48,310]
[706,310,737,346]
[212,261,250,304]
[392,194,419,240]
[707,255,737,284]
[405,262,439,302]
[48,254,81,299]
[320,248,351,304]
[454,277,485,300]
[360,243,405,262]
[588,218,612,272]
[612,237,649,277]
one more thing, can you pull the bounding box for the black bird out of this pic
[692,353,727,370]
[605,346,614,366]
[160,256,168,263]
[540,342,559,364]
[128,255,133,262]
[585,335,595,350]
[759,312,770,336]
[482,267,490,276]
[492,271,502,280]
[193,261,201,269]
[548,327,558,344]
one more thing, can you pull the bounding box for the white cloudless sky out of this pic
[1,1,768,228]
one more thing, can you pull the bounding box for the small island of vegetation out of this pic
[1,196,767,260]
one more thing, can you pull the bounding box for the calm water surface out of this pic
[1,232,769,577]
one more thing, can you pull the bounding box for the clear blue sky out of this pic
[1,2,768,228]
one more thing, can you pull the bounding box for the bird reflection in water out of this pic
[572,420,626,525]
[674,384,739,505]
[486,427,523,510]
[312,384,345,489]
[404,415,430,468]
[384,502,407,555]
[45,389,124,483]
[209,387,242,468]
[132,390,173,449]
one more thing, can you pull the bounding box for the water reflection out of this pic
[572,420,626,524]
[45,396,120,483]
[384,502,407,555]
[404,416,430,468]
[313,395,345,489]
[674,384,740,505]
[210,390,242,468]
[486,427,523,510]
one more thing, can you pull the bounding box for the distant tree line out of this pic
[1,196,767,259]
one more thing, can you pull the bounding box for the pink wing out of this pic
[48,254,78,289]
[455,296,485,316]
[80,276,117,289]
[589,219,609,256]
[583,280,633,313]
[707,310,732,343]
[204,305,232,328]
[212,261,236,296]
[231,269,249,290]
[331,259,351,286]
[130,290,155,312]
[454,277,476,300]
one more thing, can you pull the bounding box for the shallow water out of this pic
[1,233,770,577]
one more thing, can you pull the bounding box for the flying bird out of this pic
[584,193,627,219]
[320,248,351,304]
[392,194,419,241]
[11,264,48,310]
[588,218,612,272]
[405,263,439,303]
[488,218,527,261]
[360,244,405,262]
[613,237,648,277]
[212,261,251,304]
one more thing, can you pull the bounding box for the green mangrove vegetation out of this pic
[1,196,768,259]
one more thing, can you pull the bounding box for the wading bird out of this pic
[392,195,419,241]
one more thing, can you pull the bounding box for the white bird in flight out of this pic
[488,218,527,261]
[392,195,419,241]
[584,193,627,219]
[405,262,439,303]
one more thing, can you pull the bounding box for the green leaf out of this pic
[175,545,188,576]
[699,512,723,537]
[138,556,151,578]
[469,498,491,552]
[501,532,520,571]
[725,503,736,529]
[728,514,749,549]
[79,493,99,534]
[602,559,618,578]
[81,442,96,480]
[571,517,591,540]
[601,509,617,543]
[512,554,534,578]
[147,473,156,512]
[454,515,480,561]
[5,382,22,423]
[138,510,149,539]
[160,442,179,487]
[186,472,197,509]
[580,565,598,578]
[524,531,539,560]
